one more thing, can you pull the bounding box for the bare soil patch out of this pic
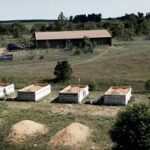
[49,122,91,148]
[8,120,48,143]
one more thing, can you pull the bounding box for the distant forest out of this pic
[0,12,150,40]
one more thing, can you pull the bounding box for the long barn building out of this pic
[34,30,112,48]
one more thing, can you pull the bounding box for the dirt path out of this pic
[0,47,111,69]
[73,47,111,65]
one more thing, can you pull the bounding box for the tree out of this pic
[12,27,21,38]
[110,103,150,150]
[55,12,68,31]
[81,36,94,53]
[66,40,73,50]
[54,60,73,82]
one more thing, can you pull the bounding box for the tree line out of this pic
[0,22,27,38]
[32,12,150,40]
[0,12,150,40]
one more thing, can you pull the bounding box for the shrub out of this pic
[54,60,73,82]
[110,103,150,150]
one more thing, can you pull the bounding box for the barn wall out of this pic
[35,37,112,48]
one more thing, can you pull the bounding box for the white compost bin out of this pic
[59,85,89,103]
[17,84,51,101]
[0,83,15,97]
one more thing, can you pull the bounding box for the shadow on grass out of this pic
[50,97,81,105]
[50,97,59,103]
[3,97,37,103]
[84,96,104,105]
[41,78,60,84]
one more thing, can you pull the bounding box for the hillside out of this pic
[0,37,150,91]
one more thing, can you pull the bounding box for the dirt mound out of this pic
[49,122,91,148]
[8,120,48,143]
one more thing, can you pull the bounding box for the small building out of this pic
[34,30,112,48]
[0,83,15,98]
[17,84,51,101]
[104,86,132,105]
[59,85,89,103]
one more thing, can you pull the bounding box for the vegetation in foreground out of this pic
[110,103,150,150]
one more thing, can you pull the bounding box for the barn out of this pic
[103,86,132,105]
[59,85,89,103]
[34,30,112,48]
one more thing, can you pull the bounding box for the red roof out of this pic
[35,30,111,40]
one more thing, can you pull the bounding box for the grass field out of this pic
[0,93,149,150]
[0,37,150,149]
[0,37,150,91]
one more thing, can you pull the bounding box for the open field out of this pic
[0,92,149,150]
[0,37,150,91]
[0,37,150,149]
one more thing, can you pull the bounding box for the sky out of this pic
[0,0,150,20]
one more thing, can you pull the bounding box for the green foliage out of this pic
[103,20,124,37]
[30,23,48,32]
[81,36,94,53]
[70,13,102,23]
[145,80,150,92]
[110,103,150,150]
[54,60,73,82]
[55,12,68,31]
[65,40,73,50]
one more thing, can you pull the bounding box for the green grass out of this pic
[0,93,149,150]
[0,101,114,150]
[0,37,150,92]
[0,37,150,149]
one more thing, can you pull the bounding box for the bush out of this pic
[54,60,73,82]
[110,103,150,150]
